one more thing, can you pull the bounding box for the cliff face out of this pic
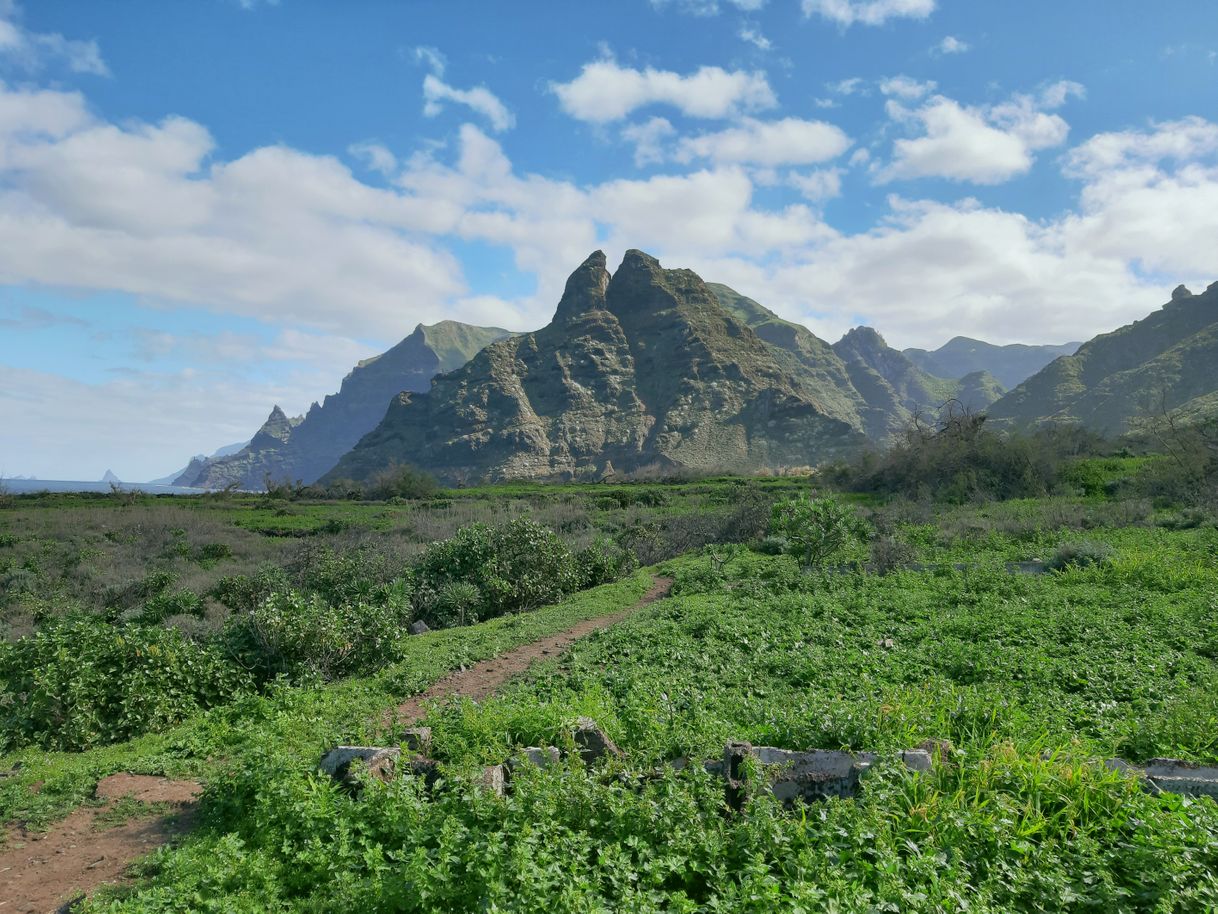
[175,321,511,489]
[988,282,1218,435]
[324,250,869,485]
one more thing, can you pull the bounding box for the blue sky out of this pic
[1,0,1216,480]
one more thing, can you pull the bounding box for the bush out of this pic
[211,564,291,613]
[288,545,410,607]
[412,518,581,628]
[769,494,872,569]
[0,617,250,751]
[366,463,439,501]
[574,539,639,589]
[869,535,918,574]
[223,588,411,684]
[137,588,204,624]
[1047,540,1114,572]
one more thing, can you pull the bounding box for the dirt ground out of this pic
[0,575,672,913]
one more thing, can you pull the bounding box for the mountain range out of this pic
[164,249,1215,489]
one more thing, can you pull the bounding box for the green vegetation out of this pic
[3,444,1218,910]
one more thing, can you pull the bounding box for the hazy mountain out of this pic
[100,469,121,484]
[175,321,511,490]
[324,250,868,485]
[904,337,1081,389]
[146,441,247,486]
[988,282,1218,434]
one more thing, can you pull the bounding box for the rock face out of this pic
[324,251,869,485]
[988,281,1218,434]
[904,337,1081,390]
[175,321,511,490]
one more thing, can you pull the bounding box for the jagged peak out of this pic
[552,250,610,323]
[1172,284,1194,301]
[836,326,889,349]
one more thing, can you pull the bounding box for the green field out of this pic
[2,458,1218,911]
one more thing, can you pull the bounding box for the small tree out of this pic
[769,494,872,570]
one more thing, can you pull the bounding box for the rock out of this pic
[879,638,896,649]
[1172,284,1194,301]
[480,764,507,797]
[916,738,954,766]
[507,746,561,773]
[409,620,430,635]
[900,749,934,773]
[572,717,623,764]
[1107,757,1218,799]
[400,727,432,753]
[722,742,877,808]
[319,746,401,785]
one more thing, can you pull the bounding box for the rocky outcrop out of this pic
[175,321,511,489]
[324,251,868,485]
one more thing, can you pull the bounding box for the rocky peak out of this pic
[1171,284,1194,301]
[249,405,296,449]
[552,250,610,323]
[834,326,889,360]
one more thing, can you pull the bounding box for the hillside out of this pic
[324,251,869,485]
[905,337,1080,389]
[988,282,1218,434]
[175,321,511,489]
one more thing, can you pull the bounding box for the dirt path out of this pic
[0,775,200,913]
[389,574,673,725]
[0,575,672,913]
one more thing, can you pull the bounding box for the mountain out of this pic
[99,469,121,484]
[175,321,511,490]
[146,441,247,486]
[988,282,1218,434]
[323,250,869,486]
[904,337,1081,389]
[830,326,1007,426]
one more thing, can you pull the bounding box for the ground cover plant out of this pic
[47,495,1218,911]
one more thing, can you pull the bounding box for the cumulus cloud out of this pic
[803,0,935,28]
[738,25,773,50]
[650,0,767,13]
[934,35,969,54]
[348,141,397,176]
[550,57,776,123]
[622,116,677,167]
[878,75,937,100]
[0,3,108,76]
[789,167,844,202]
[878,82,1082,184]
[422,73,514,132]
[674,117,852,166]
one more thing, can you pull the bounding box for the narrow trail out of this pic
[388,574,673,725]
[0,575,673,913]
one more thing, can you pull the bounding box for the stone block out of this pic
[319,746,401,785]
[572,717,623,764]
[401,727,432,753]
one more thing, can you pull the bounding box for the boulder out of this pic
[1107,757,1218,799]
[572,717,623,764]
[319,746,401,785]
[507,746,561,774]
[723,742,877,809]
[480,764,507,797]
[409,620,430,635]
[401,727,432,753]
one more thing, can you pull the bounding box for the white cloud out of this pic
[413,45,447,76]
[551,57,776,123]
[934,35,969,54]
[422,73,514,132]
[0,3,108,76]
[803,0,935,28]
[789,167,843,201]
[879,75,937,100]
[827,77,867,96]
[348,141,397,176]
[878,84,1081,184]
[622,116,676,167]
[675,117,851,166]
[739,25,773,50]
[650,0,767,13]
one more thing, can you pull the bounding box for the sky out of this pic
[0,0,1216,481]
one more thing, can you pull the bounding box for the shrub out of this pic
[411,518,581,628]
[211,564,291,613]
[574,539,639,589]
[769,494,872,570]
[1047,540,1114,572]
[869,535,918,574]
[288,545,410,608]
[223,589,411,684]
[366,463,439,501]
[0,617,250,751]
[195,542,234,565]
[137,588,204,624]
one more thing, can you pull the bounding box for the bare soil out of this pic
[0,575,672,912]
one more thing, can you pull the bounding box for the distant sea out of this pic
[2,479,206,495]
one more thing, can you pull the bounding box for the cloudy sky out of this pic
[1,0,1216,480]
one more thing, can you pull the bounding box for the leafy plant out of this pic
[769,494,872,569]
[1047,539,1114,571]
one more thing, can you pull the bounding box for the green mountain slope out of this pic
[176,321,511,489]
[324,251,868,485]
[988,282,1218,434]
